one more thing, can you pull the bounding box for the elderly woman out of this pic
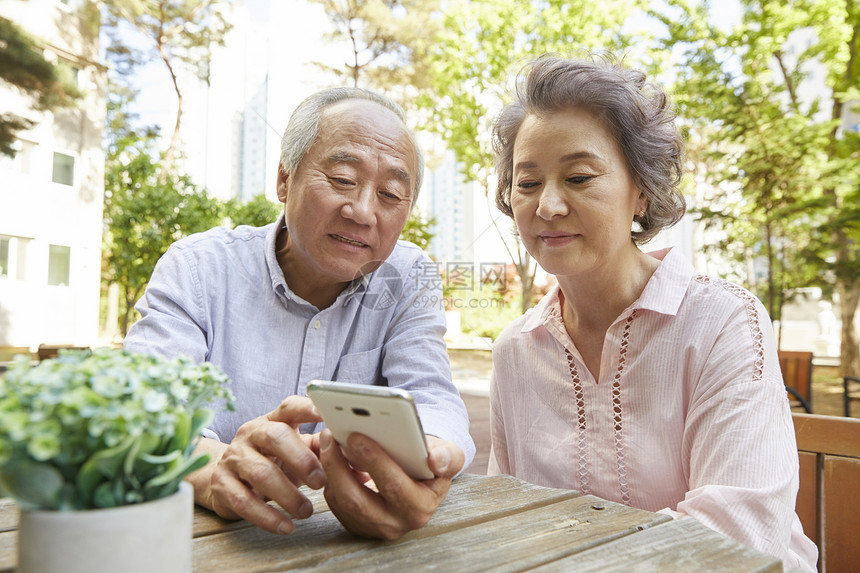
[487,55,817,571]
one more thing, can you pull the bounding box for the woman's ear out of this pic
[636,191,648,218]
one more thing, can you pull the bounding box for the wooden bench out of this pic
[793,413,860,572]
[844,376,860,417]
[779,350,813,413]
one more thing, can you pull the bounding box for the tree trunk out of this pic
[121,292,133,337]
[839,283,860,377]
[517,249,535,315]
[483,190,538,315]
[157,34,182,183]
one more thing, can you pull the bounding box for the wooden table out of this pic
[0,473,782,571]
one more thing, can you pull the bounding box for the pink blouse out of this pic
[488,247,818,572]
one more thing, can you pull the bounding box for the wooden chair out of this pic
[793,413,860,572]
[844,376,860,417]
[779,350,813,413]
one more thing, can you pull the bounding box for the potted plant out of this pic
[0,348,234,573]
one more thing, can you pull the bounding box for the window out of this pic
[0,236,29,280]
[48,244,70,286]
[52,152,75,185]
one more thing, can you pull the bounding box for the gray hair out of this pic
[492,55,686,244]
[279,87,424,203]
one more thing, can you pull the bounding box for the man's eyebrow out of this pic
[391,167,411,187]
[327,151,359,164]
[327,151,412,188]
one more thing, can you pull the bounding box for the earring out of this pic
[636,209,645,217]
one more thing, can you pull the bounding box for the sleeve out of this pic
[123,244,210,363]
[664,295,817,571]
[377,251,476,469]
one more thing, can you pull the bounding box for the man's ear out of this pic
[276,164,290,203]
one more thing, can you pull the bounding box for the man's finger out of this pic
[267,395,323,427]
[426,436,465,479]
[238,416,326,491]
[209,466,300,535]
[232,452,315,520]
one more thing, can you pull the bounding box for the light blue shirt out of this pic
[124,216,475,465]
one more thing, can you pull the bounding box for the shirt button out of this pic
[313,320,321,329]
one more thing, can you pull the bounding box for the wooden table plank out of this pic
[0,531,16,573]
[529,516,783,572]
[192,486,329,538]
[293,494,669,572]
[192,474,582,572]
[0,499,18,533]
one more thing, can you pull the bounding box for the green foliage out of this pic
[0,17,82,157]
[225,194,281,228]
[656,0,859,323]
[0,348,234,511]
[399,209,435,250]
[102,75,228,335]
[103,147,224,334]
[452,289,522,341]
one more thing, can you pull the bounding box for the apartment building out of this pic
[0,0,106,349]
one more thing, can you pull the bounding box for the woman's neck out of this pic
[557,246,660,338]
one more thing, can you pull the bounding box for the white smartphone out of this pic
[306,380,434,480]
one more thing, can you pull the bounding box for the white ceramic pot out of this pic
[18,481,193,573]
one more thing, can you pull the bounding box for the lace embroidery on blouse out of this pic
[694,275,764,382]
[613,311,636,505]
[564,348,590,495]
[563,310,638,505]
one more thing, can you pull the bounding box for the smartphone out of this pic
[306,380,434,480]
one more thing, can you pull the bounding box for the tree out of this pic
[103,78,224,335]
[308,0,438,96]
[0,16,81,156]
[656,0,860,375]
[103,0,232,180]
[415,0,650,313]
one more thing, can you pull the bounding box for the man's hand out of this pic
[319,430,464,540]
[187,396,326,535]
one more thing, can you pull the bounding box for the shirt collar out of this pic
[635,247,695,316]
[265,213,368,307]
[520,247,695,335]
[521,284,562,334]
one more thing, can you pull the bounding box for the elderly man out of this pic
[124,87,475,540]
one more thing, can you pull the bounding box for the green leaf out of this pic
[0,460,65,510]
[165,410,191,455]
[143,452,210,496]
[93,482,117,508]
